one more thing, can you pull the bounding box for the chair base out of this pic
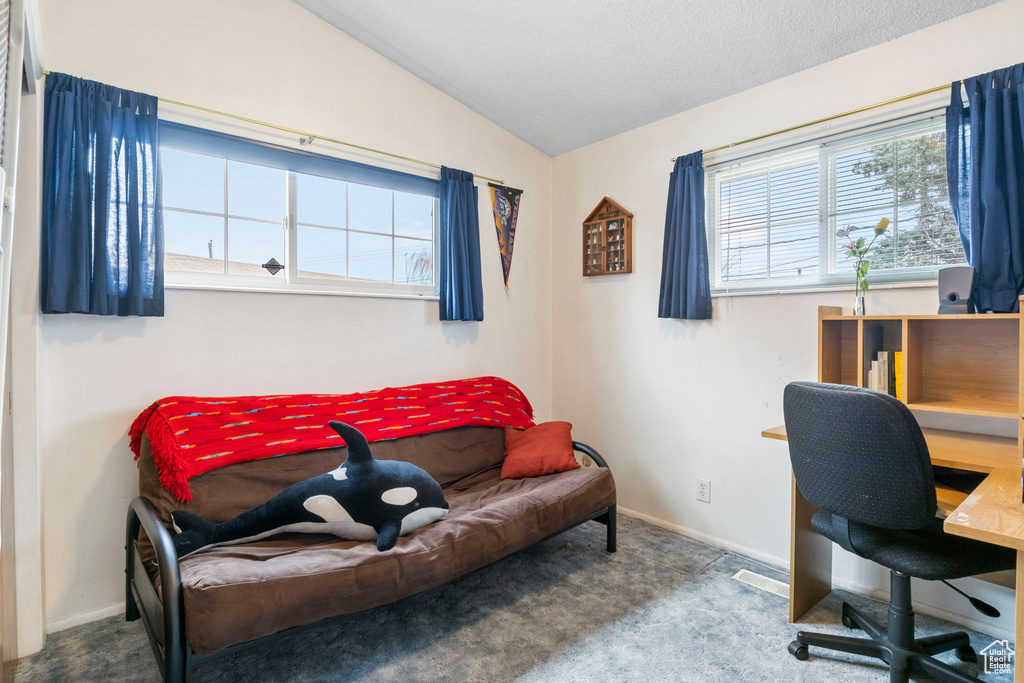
[789,571,983,683]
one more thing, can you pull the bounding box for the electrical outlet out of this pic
[696,478,711,503]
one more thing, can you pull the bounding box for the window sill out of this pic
[166,281,439,301]
[711,280,938,299]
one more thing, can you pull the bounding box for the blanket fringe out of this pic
[128,402,158,461]
[133,407,193,502]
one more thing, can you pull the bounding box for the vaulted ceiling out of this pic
[294,0,999,156]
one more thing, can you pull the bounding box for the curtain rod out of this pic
[671,81,959,162]
[42,71,505,185]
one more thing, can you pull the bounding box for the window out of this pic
[160,122,439,297]
[706,116,964,292]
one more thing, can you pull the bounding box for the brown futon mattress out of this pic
[137,427,615,654]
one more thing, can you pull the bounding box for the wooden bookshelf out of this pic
[768,301,1024,645]
[817,305,1023,422]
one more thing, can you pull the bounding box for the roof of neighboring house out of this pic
[165,253,346,281]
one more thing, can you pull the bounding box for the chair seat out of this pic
[811,510,1016,580]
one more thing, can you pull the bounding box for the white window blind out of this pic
[711,147,820,283]
[707,116,964,293]
[0,0,10,165]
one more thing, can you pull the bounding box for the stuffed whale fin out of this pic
[171,510,217,558]
[329,421,373,464]
[375,521,403,551]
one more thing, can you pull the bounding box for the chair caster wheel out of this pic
[955,645,977,663]
[789,641,809,661]
[841,614,858,630]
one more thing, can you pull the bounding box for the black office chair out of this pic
[783,381,1016,683]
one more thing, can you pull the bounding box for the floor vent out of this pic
[732,569,790,599]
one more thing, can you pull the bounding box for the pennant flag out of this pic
[488,183,523,290]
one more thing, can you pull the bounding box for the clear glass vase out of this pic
[854,294,865,316]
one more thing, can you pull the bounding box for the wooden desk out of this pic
[764,424,1024,679]
[772,302,1024,679]
[941,465,1024,683]
[944,469,1024,549]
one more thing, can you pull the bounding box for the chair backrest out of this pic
[783,381,936,530]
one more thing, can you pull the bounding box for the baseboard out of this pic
[618,506,790,570]
[46,603,124,634]
[616,507,1015,643]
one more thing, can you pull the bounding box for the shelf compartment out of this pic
[905,318,1019,418]
[819,319,858,386]
[861,319,903,389]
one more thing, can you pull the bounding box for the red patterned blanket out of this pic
[130,376,534,502]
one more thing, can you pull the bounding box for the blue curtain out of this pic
[42,72,163,316]
[946,63,1024,313]
[658,151,711,319]
[439,166,483,321]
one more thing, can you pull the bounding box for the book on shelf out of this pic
[884,352,892,395]
[893,351,903,401]
[867,350,899,399]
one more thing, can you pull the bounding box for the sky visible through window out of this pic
[162,148,434,286]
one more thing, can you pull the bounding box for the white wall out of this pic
[31,0,553,638]
[551,0,1024,640]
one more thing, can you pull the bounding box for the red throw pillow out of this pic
[502,421,580,479]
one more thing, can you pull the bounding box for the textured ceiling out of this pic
[293,0,999,156]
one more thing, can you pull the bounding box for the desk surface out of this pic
[762,424,1024,546]
[944,469,1024,550]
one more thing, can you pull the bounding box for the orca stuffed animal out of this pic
[170,421,449,557]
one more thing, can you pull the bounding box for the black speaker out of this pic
[937,266,976,314]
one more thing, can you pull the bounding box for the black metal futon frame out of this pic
[125,442,616,682]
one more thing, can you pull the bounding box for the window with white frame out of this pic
[160,123,439,297]
[706,116,965,292]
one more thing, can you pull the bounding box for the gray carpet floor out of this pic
[16,515,1014,682]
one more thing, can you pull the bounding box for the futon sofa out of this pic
[126,426,616,682]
